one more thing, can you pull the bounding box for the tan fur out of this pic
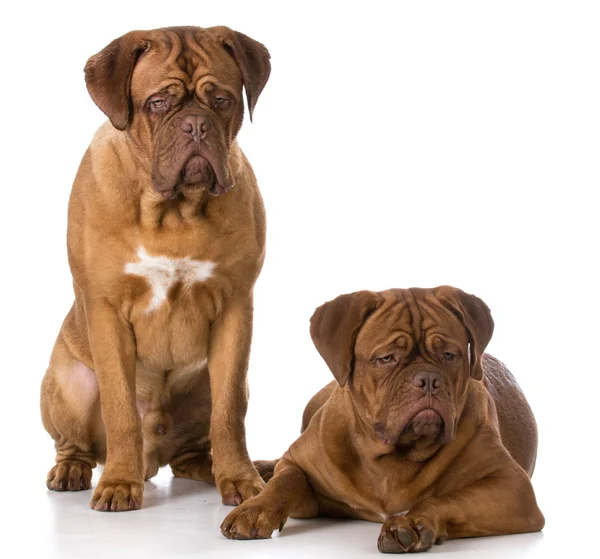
[41,26,271,511]
[221,287,544,553]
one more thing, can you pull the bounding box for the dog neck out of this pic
[89,123,246,230]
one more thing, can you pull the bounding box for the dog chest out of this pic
[124,246,216,312]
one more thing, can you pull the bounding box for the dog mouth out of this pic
[152,137,234,200]
[182,153,234,197]
[404,409,444,440]
[377,403,455,446]
[402,404,455,445]
[181,155,216,189]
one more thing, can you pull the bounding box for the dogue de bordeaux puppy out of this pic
[40,26,271,511]
[222,286,545,552]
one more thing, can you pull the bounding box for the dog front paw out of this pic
[378,515,437,553]
[90,476,144,512]
[217,471,265,506]
[47,460,93,491]
[221,499,287,540]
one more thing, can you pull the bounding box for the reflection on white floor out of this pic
[5,466,555,559]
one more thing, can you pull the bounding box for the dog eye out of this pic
[213,97,232,110]
[147,96,166,111]
[444,352,455,361]
[376,355,396,365]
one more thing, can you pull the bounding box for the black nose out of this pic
[411,371,443,394]
[179,114,212,141]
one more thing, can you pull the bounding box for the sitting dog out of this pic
[41,26,270,511]
[221,286,545,552]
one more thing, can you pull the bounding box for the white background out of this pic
[1,1,598,557]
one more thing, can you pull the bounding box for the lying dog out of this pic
[222,286,545,552]
[41,26,270,511]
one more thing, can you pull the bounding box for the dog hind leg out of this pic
[41,335,102,492]
[169,439,215,484]
[253,459,280,483]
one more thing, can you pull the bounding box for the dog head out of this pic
[84,26,270,198]
[310,287,494,449]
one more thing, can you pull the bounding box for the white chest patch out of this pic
[125,247,215,311]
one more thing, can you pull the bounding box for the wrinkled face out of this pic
[309,286,494,451]
[351,293,471,447]
[84,26,270,199]
[131,31,243,198]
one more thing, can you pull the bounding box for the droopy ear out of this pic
[435,286,494,381]
[219,29,271,121]
[310,291,382,387]
[84,32,150,130]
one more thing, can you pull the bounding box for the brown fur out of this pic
[40,26,271,511]
[221,287,544,552]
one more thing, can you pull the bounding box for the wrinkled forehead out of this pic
[130,28,242,98]
[355,290,467,351]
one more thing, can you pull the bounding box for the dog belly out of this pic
[130,282,213,426]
